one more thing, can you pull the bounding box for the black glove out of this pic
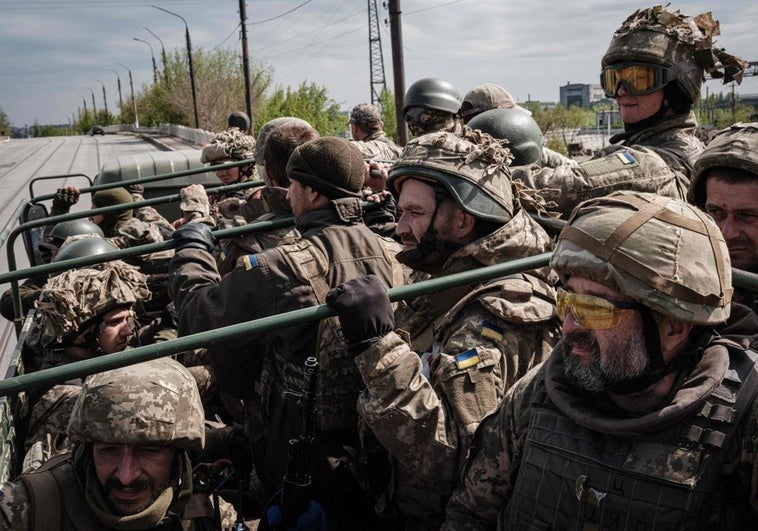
[326,275,394,353]
[127,182,145,195]
[172,222,216,253]
[51,187,80,214]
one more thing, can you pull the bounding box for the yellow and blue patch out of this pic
[480,320,504,342]
[455,348,481,370]
[242,254,259,270]
[616,151,636,165]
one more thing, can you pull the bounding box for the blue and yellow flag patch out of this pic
[616,151,636,165]
[455,348,481,370]
[242,254,259,270]
[480,320,504,343]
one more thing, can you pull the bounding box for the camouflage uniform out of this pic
[444,191,758,530]
[0,358,233,530]
[200,127,259,213]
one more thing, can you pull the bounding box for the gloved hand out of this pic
[326,275,394,354]
[171,221,216,253]
[126,182,145,195]
[51,187,80,215]
[265,501,326,531]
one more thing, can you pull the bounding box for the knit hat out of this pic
[286,137,365,199]
[92,187,133,208]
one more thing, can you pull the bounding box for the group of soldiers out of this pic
[1,3,758,530]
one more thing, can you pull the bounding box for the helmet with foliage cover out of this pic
[551,191,731,325]
[201,127,256,164]
[687,122,758,207]
[467,107,543,166]
[35,260,150,346]
[68,357,205,453]
[388,129,515,223]
[601,5,745,105]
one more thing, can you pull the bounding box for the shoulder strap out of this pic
[20,468,62,531]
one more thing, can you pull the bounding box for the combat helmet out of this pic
[402,78,462,115]
[201,127,256,164]
[551,191,731,326]
[467,108,543,166]
[388,130,514,223]
[227,110,251,132]
[460,83,529,123]
[35,259,151,347]
[47,219,104,247]
[687,122,758,207]
[68,357,205,454]
[52,235,118,263]
[601,5,745,105]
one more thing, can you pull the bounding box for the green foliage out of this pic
[255,82,345,136]
[0,104,9,136]
[695,91,757,129]
[378,88,398,142]
[526,103,593,154]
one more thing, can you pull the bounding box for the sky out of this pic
[1,0,756,127]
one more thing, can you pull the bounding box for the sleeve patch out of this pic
[242,254,259,270]
[480,320,504,342]
[455,348,481,370]
[616,151,636,165]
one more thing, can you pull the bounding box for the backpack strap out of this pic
[20,468,62,531]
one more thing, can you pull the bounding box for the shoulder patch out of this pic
[616,151,636,165]
[242,254,259,270]
[455,348,481,370]
[480,320,504,342]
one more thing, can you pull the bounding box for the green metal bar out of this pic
[28,174,93,201]
[0,253,553,396]
[29,158,255,204]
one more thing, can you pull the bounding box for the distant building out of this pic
[560,83,605,108]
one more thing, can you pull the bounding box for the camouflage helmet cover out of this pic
[388,130,515,222]
[35,260,151,345]
[201,127,257,163]
[350,103,383,129]
[551,191,732,325]
[601,5,746,104]
[68,357,205,453]
[688,122,758,207]
[460,83,526,120]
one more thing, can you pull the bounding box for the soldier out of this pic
[326,130,561,527]
[458,83,530,125]
[89,187,165,249]
[402,77,463,137]
[0,357,229,530]
[254,116,312,181]
[21,258,150,472]
[443,191,758,530]
[348,102,402,161]
[168,137,404,529]
[511,5,746,217]
[688,122,758,312]
[227,110,252,133]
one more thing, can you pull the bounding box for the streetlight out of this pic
[117,62,140,128]
[143,24,169,85]
[152,4,199,129]
[96,79,110,125]
[108,68,124,123]
[133,37,158,85]
[88,89,97,123]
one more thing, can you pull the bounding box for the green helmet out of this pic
[402,78,461,115]
[52,236,118,263]
[48,219,104,246]
[601,5,745,104]
[688,122,758,207]
[467,108,543,166]
[551,191,731,325]
[201,127,256,163]
[388,130,514,223]
[35,259,151,346]
[68,357,205,454]
[227,111,251,132]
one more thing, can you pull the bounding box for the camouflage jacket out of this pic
[350,131,403,161]
[512,112,702,217]
[169,199,405,496]
[443,335,758,530]
[356,209,561,523]
[106,217,165,249]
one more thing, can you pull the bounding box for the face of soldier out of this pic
[560,276,650,393]
[216,165,241,186]
[93,443,175,516]
[704,173,758,271]
[615,84,665,124]
[286,179,316,220]
[97,307,136,354]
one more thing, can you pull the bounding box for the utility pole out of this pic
[97,80,110,125]
[388,0,407,146]
[367,0,387,106]
[134,37,159,84]
[118,63,139,128]
[239,0,253,128]
[90,89,97,123]
[143,25,169,85]
[109,69,124,123]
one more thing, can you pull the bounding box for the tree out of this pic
[0,104,9,137]
[524,103,593,155]
[378,88,398,142]
[255,82,345,136]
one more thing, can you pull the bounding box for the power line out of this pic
[250,0,313,25]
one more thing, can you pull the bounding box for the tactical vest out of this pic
[501,344,758,531]
[19,454,216,531]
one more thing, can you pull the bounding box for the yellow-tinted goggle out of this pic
[600,63,670,98]
[556,288,645,330]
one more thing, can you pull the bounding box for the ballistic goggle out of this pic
[600,63,670,98]
[556,287,646,330]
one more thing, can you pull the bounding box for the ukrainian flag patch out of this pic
[242,254,259,270]
[455,348,481,370]
[616,151,636,165]
[480,320,504,342]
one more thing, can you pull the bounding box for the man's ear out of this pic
[453,208,476,240]
[658,316,694,361]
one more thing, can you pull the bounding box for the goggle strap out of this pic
[667,61,701,81]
